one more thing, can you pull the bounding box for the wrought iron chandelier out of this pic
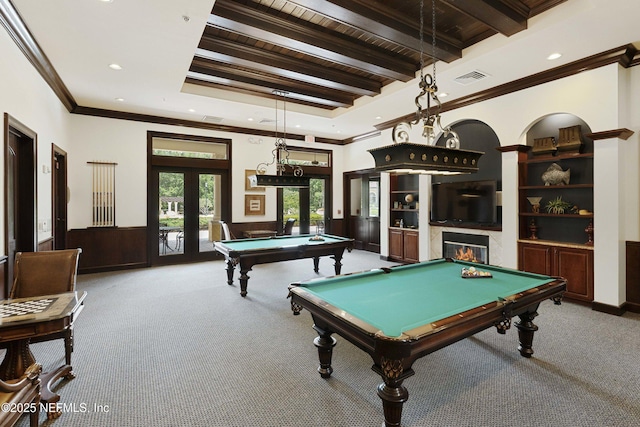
[368,0,483,174]
[249,90,310,188]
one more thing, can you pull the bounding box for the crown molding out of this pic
[2,0,636,147]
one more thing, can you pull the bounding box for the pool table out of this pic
[214,234,354,297]
[288,258,566,427]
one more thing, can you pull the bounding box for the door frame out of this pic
[52,144,68,250]
[146,131,231,266]
[3,113,37,296]
[343,169,380,252]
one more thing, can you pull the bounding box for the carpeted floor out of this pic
[11,250,640,426]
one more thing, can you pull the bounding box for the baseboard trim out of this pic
[591,301,625,316]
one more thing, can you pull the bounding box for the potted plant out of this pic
[545,196,574,214]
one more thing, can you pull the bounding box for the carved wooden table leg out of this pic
[516,309,540,358]
[312,325,336,378]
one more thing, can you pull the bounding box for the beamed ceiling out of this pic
[188,0,567,110]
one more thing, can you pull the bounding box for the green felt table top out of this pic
[219,234,350,251]
[294,258,555,338]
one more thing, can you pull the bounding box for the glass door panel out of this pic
[310,178,327,234]
[158,172,185,257]
[198,173,219,253]
[283,187,300,235]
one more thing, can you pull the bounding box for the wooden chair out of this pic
[283,218,296,235]
[10,249,82,366]
[0,363,41,427]
[219,221,235,240]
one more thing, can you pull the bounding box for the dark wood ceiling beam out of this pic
[186,65,352,109]
[210,0,415,81]
[197,35,381,97]
[440,0,528,36]
[189,58,355,107]
[286,0,462,63]
[184,75,336,111]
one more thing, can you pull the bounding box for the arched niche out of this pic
[433,119,502,184]
[522,113,593,153]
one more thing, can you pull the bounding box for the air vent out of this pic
[453,70,490,85]
[259,118,276,124]
[202,115,223,124]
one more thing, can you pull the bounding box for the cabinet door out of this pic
[555,247,594,302]
[389,229,404,260]
[403,231,419,263]
[519,243,552,275]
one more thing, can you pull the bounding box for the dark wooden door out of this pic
[53,146,68,250]
[345,172,380,252]
[4,115,37,296]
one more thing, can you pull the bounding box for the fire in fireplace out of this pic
[442,232,489,264]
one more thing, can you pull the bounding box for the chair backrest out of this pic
[219,221,232,240]
[283,218,296,235]
[10,248,82,298]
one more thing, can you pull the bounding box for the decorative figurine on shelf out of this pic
[527,197,542,213]
[585,221,594,245]
[542,163,570,186]
[528,218,538,240]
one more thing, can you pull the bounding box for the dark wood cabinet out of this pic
[519,241,593,302]
[389,174,419,263]
[389,228,419,263]
[517,123,594,302]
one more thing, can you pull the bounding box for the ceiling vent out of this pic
[453,69,490,85]
[259,118,276,124]
[202,115,223,124]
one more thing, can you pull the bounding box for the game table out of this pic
[0,291,87,419]
[288,258,566,427]
[214,234,354,297]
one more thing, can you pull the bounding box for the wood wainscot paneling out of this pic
[626,241,640,313]
[67,227,148,273]
[38,237,54,251]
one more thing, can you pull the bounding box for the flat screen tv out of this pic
[430,180,497,225]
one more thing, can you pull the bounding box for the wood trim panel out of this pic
[67,227,148,274]
[626,241,640,313]
[585,128,635,141]
[37,237,53,251]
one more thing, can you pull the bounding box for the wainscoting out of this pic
[67,227,148,273]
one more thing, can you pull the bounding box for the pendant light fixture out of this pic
[249,90,310,188]
[368,0,483,174]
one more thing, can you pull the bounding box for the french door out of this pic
[280,177,329,235]
[345,171,380,252]
[151,167,227,264]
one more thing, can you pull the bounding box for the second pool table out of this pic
[214,234,354,297]
[288,258,566,427]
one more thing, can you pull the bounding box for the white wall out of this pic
[1,21,639,308]
[0,24,71,248]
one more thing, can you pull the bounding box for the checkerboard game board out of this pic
[0,298,57,318]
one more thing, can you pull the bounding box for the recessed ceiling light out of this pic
[438,92,449,98]
[547,52,562,60]
[188,108,196,113]
[100,0,113,3]
[109,63,122,70]
[375,116,382,120]
[295,124,301,128]
[115,97,124,102]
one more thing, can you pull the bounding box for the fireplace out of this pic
[442,232,489,264]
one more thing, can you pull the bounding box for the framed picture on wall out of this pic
[245,195,265,216]
[245,169,265,192]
